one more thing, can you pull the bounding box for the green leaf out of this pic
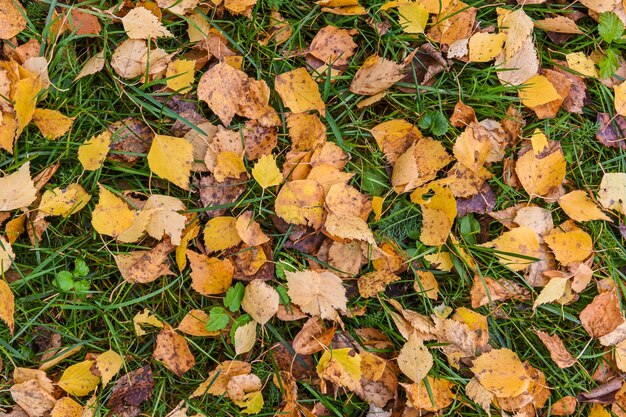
[459,215,480,245]
[599,12,624,43]
[418,112,434,130]
[600,48,620,78]
[205,307,230,332]
[224,282,245,313]
[54,271,74,292]
[73,259,89,277]
[431,112,449,136]
[276,286,291,305]
[361,167,388,196]
[73,279,91,292]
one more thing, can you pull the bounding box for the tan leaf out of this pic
[143,195,186,245]
[286,270,347,320]
[397,333,433,383]
[292,317,336,355]
[153,328,195,376]
[74,51,105,81]
[598,172,626,215]
[241,280,279,325]
[110,39,148,79]
[236,211,270,247]
[535,330,576,368]
[357,270,399,298]
[122,7,173,39]
[580,289,625,338]
[0,163,37,212]
[191,361,251,398]
[234,321,257,355]
[51,397,83,417]
[350,54,406,96]
[114,240,175,284]
[275,180,325,229]
[403,376,454,412]
[95,350,123,386]
[10,380,56,417]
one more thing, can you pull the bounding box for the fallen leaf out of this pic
[114,240,175,284]
[38,184,91,217]
[0,163,37,211]
[471,348,529,398]
[275,68,325,114]
[598,173,626,215]
[286,270,347,320]
[515,142,566,197]
[350,54,407,95]
[95,350,123,386]
[0,0,27,39]
[58,360,100,396]
[153,327,195,376]
[533,277,569,310]
[566,52,599,77]
[203,216,241,252]
[357,270,399,298]
[187,251,234,295]
[465,377,493,416]
[292,317,336,355]
[468,33,506,62]
[234,321,257,355]
[192,360,251,398]
[558,190,611,222]
[133,309,164,336]
[403,376,455,412]
[0,237,15,277]
[50,397,83,417]
[316,348,362,391]
[414,270,439,300]
[252,154,283,189]
[535,16,582,34]
[481,226,541,271]
[31,109,74,140]
[10,380,56,417]
[110,39,149,79]
[74,51,105,81]
[544,223,593,265]
[275,180,325,229]
[178,310,219,337]
[535,330,576,368]
[122,7,174,39]
[470,274,529,308]
[397,333,433,383]
[552,396,577,416]
[0,279,14,333]
[241,280,279,325]
[107,366,153,417]
[308,25,357,67]
[166,59,195,93]
[580,290,625,338]
[91,186,137,239]
[148,135,193,190]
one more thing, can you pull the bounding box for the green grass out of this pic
[1,0,626,416]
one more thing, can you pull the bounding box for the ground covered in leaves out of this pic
[1,0,626,416]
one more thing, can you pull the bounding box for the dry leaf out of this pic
[241,280,279,325]
[558,190,610,222]
[403,376,454,412]
[0,0,27,39]
[544,223,593,265]
[0,279,14,333]
[350,54,407,95]
[32,109,74,140]
[107,366,154,417]
[580,289,625,338]
[50,397,83,417]
[535,330,576,368]
[286,270,347,320]
[166,59,195,93]
[74,51,105,81]
[133,309,164,336]
[357,270,399,298]
[148,135,193,190]
[114,240,175,284]
[515,142,566,197]
[316,348,362,392]
[122,7,174,39]
[10,380,56,417]
[153,327,195,376]
[598,173,626,215]
[292,317,336,355]
[471,348,529,398]
[275,68,325,114]
[38,184,91,217]
[0,163,37,211]
[95,350,123,386]
[397,333,433,383]
[252,154,283,189]
[178,310,219,337]
[203,216,241,252]
[234,321,257,355]
[187,251,234,295]
[465,377,493,416]
[275,180,325,229]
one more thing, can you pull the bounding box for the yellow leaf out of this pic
[357,270,400,298]
[51,397,83,417]
[590,404,612,417]
[91,185,136,238]
[236,211,270,247]
[251,154,283,189]
[414,270,439,300]
[0,162,37,211]
[481,226,541,271]
[544,224,593,265]
[203,216,241,252]
[372,196,384,220]
[0,111,17,153]
[122,6,174,39]
[598,172,626,215]
[565,52,598,77]
[175,220,200,271]
[518,75,560,108]
[234,321,257,355]
[191,360,252,398]
[5,215,25,245]
[471,348,529,397]
[468,33,506,62]
[316,348,362,391]
[32,109,74,140]
[133,309,164,336]
[397,333,433,383]
[403,376,455,412]
[215,151,247,182]
[615,81,626,117]
[275,68,325,115]
[275,179,325,229]
[0,0,27,39]
[78,131,111,171]
[187,251,234,295]
[166,59,195,93]
[13,75,43,138]
[530,129,548,155]
[95,350,123,386]
[398,2,429,34]
[147,135,193,190]
[533,277,569,310]
[58,360,100,396]
[411,182,456,247]
[233,390,264,415]
[39,184,91,217]
[0,278,14,333]
[143,195,186,245]
[515,143,566,197]
[558,190,610,222]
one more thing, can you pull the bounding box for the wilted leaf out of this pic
[95,350,123,386]
[580,289,625,338]
[286,270,347,320]
[153,327,195,376]
[397,333,433,383]
[241,280,279,325]
[535,330,576,368]
[122,7,173,39]
[234,321,257,355]
[0,163,37,212]
[0,279,14,333]
[31,109,74,140]
[114,240,175,284]
[598,172,626,215]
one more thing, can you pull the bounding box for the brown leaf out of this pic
[596,113,626,149]
[308,25,357,68]
[9,380,56,417]
[196,173,246,218]
[535,330,576,368]
[107,366,154,417]
[114,240,175,284]
[580,290,625,338]
[108,117,154,164]
[292,317,336,355]
[243,120,278,161]
[153,328,196,377]
[349,54,409,96]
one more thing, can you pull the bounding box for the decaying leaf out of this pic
[535,330,576,368]
[241,280,279,325]
[153,327,196,376]
[275,68,325,114]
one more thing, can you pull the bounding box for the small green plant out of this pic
[598,12,625,78]
[53,259,90,293]
[419,110,449,136]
